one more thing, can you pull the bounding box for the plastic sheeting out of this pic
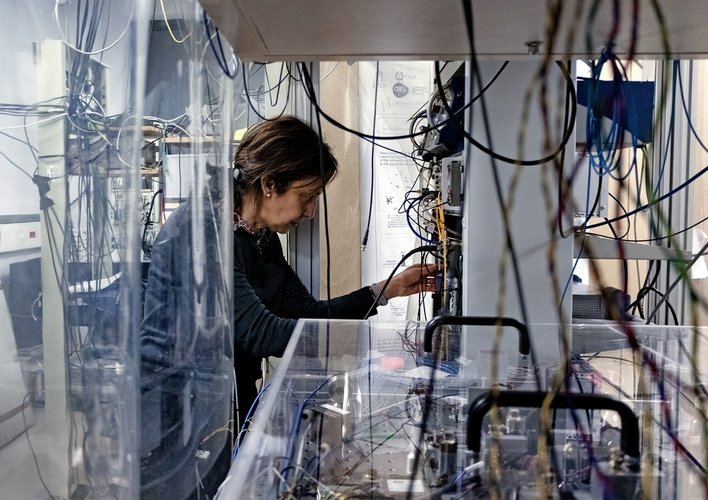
[0,1,237,498]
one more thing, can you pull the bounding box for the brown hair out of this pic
[232,115,338,209]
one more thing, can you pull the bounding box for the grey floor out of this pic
[0,407,53,500]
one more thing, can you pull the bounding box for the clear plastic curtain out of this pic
[0,0,235,498]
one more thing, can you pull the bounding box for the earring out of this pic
[266,192,272,198]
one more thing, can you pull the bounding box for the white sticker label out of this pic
[387,479,425,493]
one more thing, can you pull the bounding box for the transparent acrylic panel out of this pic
[0,1,152,498]
[219,320,707,499]
[0,1,235,499]
[139,1,235,499]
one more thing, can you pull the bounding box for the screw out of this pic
[525,41,543,55]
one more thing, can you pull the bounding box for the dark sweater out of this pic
[140,199,378,498]
[232,226,377,391]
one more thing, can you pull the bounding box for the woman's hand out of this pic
[377,263,439,300]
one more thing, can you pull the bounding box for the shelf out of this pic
[163,135,220,144]
[199,0,708,61]
[141,167,160,177]
[574,233,693,261]
[571,320,692,353]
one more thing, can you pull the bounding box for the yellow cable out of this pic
[435,197,447,296]
[201,419,234,443]
[160,0,191,44]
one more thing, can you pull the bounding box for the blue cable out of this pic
[620,84,642,184]
[232,383,270,461]
[585,52,643,185]
[279,375,336,486]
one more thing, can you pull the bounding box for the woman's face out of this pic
[260,176,323,233]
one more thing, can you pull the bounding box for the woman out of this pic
[230,115,436,424]
[140,115,436,499]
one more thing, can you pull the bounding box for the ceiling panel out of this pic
[199,0,708,61]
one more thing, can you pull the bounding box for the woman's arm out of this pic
[233,233,438,357]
